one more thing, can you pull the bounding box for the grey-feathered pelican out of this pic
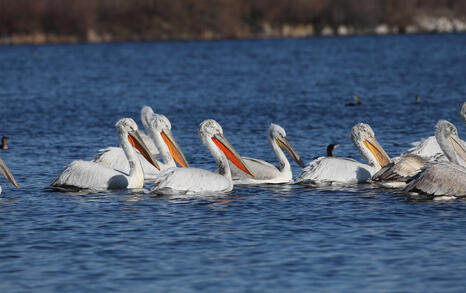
[404,120,466,200]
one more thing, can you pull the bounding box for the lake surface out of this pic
[1,34,466,292]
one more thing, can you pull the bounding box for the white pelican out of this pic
[50,118,160,191]
[404,120,466,199]
[0,157,19,194]
[93,113,188,179]
[93,106,159,176]
[229,123,304,185]
[151,119,254,196]
[295,123,390,185]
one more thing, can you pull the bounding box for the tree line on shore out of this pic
[1,0,465,44]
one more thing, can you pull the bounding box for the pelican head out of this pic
[0,157,19,191]
[351,123,390,168]
[141,106,155,131]
[435,120,466,166]
[115,118,160,170]
[199,119,254,177]
[149,114,189,167]
[268,123,305,167]
[461,102,466,123]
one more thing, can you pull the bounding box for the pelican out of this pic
[94,113,188,179]
[93,106,159,175]
[50,118,160,191]
[0,157,19,194]
[404,120,466,199]
[151,119,254,196]
[372,155,427,188]
[295,123,390,185]
[228,123,304,185]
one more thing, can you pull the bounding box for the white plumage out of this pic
[296,123,390,185]
[93,107,188,179]
[50,118,159,191]
[229,123,305,185]
[151,119,254,196]
[402,136,445,159]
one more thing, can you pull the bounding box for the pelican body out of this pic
[296,123,390,185]
[372,155,427,188]
[51,118,160,191]
[229,123,304,185]
[404,120,466,199]
[151,119,254,196]
[0,157,19,194]
[94,111,188,179]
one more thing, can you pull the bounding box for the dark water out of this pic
[1,34,466,292]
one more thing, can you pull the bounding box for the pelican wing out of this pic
[295,157,374,185]
[151,168,232,196]
[404,162,466,197]
[229,157,281,180]
[50,160,131,190]
[372,155,425,182]
[404,136,443,158]
[93,147,161,180]
[405,136,466,159]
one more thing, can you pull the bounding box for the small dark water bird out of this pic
[327,144,339,157]
[312,144,339,160]
[415,94,421,104]
[1,137,8,150]
[345,96,361,107]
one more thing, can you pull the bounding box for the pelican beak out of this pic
[276,137,305,168]
[161,129,189,168]
[449,135,466,163]
[212,134,255,177]
[128,130,161,170]
[0,157,19,188]
[363,137,390,167]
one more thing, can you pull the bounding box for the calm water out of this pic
[1,34,466,292]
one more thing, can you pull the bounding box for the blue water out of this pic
[1,34,466,292]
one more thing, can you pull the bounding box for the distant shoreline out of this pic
[1,16,465,46]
